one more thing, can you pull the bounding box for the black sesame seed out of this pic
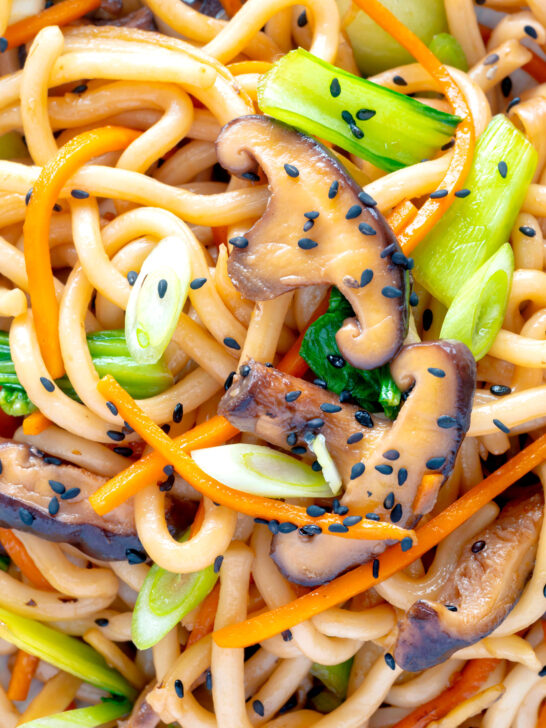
[300,524,322,536]
[519,225,536,238]
[159,474,175,491]
[48,497,59,516]
[339,391,352,404]
[127,270,138,286]
[498,161,508,178]
[358,222,376,236]
[347,432,363,445]
[282,629,293,641]
[393,75,407,86]
[328,523,349,533]
[383,449,400,461]
[330,78,341,98]
[524,24,538,39]
[350,462,365,479]
[484,53,499,66]
[291,446,307,455]
[253,700,265,717]
[20,508,35,525]
[409,292,419,306]
[25,189,32,205]
[471,540,485,553]
[423,309,433,331]
[174,679,184,698]
[307,505,326,517]
[190,277,207,289]
[173,403,183,423]
[430,189,448,199]
[303,219,314,232]
[286,433,297,446]
[341,110,355,124]
[311,460,322,472]
[304,211,320,221]
[358,190,377,207]
[161,424,171,434]
[229,236,249,249]
[314,378,327,389]
[501,76,512,97]
[355,410,373,428]
[61,487,80,500]
[382,286,402,298]
[254,517,269,525]
[384,652,396,670]
[49,480,65,494]
[493,418,510,434]
[239,364,251,378]
[106,430,125,442]
[397,468,408,486]
[346,204,362,220]
[391,504,403,523]
[427,366,445,378]
[40,377,55,392]
[490,384,511,396]
[445,604,458,612]
[441,139,455,151]
[284,164,299,178]
[392,252,408,267]
[298,237,318,250]
[366,513,380,521]
[356,108,376,121]
[297,9,307,26]
[454,188,471,198]
[163,465,174,477]
[95,618,109,627]
[401,536,413,552]
[343,515,362,527]
[224,371,236,390]
[268,520,280,535]
[43,456,61,466]
[241,171,260,182]
[223,337,240,350]
[106,401,118,416]
[360,269,374,288]
[540,666,546,678]
[506,96,521,113]
[0,38,8,53]
[337,505,349,516]
[213,555,224,573]
[53,204,62,212]
[285,390,302,403]
[383,492,395,509]
[349,124,364,139]
[380,243,397,259]
[321,402,341,413]
[306,418,325,429]
[327,354,345,368]
[437,415,457,429]
[328,180,339,199]
[375,464,393,475]
[278,522,298,533]
[372,559,380,578]
[426,457,446,470]
[205,670,212,690]
[71,189,89,199]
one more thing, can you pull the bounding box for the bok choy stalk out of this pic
[18,698,132,727]
[413,115,537,306]
[257,48,460,173]
[0,607,136,699]
[132,530,218,650]
[300,288,401,419]
[0,330,173,416]
[309,658,353,713]
[440,244,514,360]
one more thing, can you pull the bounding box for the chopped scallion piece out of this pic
[17,697,132,727]
[428,33,468,71]
[311,658,353,700]
[308,434,342,495]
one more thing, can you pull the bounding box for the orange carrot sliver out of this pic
[22,411,51,436]
[353,0,474,255]
[0,528,52,590]
[23,126,139,379]
[96,375,415,544]
[392,658,499,728]
[275,294,330,378]
[186,583,220,647]
[3,0,101,50]
[538,700,546,728]
[7,650,39,701]
[212,432,546,647]
[218,0,243,19]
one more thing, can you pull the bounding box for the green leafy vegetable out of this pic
[311,658,353,700]
[440,243,514,360]
[258,48,460,173]
[132,530,218,650]
[428,33,468,71]
[300,289,401,418]
[0,330,174,416]
[18,697,132,727]
[413,115,537,305]
[0,607,136,699]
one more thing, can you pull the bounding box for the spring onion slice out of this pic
[17,698,132,727]
[0,607,136,699]
[132,530,218,649]
[440,243,514,360]
[191,443,337,498]
[125,235,191,365]
[428,33,468,71]
[311,658,354,700]
[307,434,342,495]
[258,48,460,172]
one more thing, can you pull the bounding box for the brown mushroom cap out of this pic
[394,492,543,672]
[220,341,476,585]
[0,440,193,561]
[216,115,408,370]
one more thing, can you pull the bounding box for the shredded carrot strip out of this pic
[7,650,40,701]
[391,659,499,728]
[186,583,220,647]
[22,411,51,436]
[387,199,418,236]
[227,61,274,75]
[212,432,546,647]
[275,295,331,378]
[479,25,546,84]
[23,126,140,379]
[211,225,228,247]
[0,528,53,590]
[538,700,546,728]
[97,375,415,543]
[3,0,101,50]
[218,0,243,19]
[352,0,474,255]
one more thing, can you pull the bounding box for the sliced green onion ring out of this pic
[125,235,191,365]
[18,698,132,727]
[440,243,514,361]
[308,434,342,495]
[191,443,336,498]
